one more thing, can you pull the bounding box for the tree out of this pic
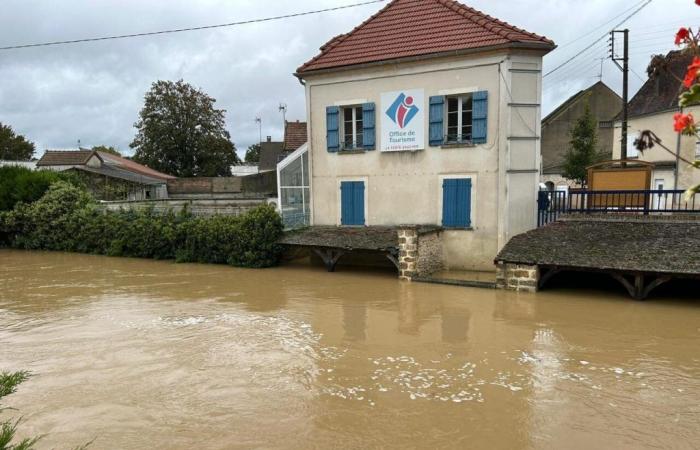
[91,145,121,156]
[0,123,35,161]
[245,143,261,163]
[562,103,603,186]
[130,80,240,177]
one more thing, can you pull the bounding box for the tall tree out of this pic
[130,80,240,177]
[0,123,35,161]
[245,143,261,163]
[91,145,122,156]
[562,103,603,186]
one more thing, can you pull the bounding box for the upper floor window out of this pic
[626,133,639,158]
[342,106,364,150]
[446,95,473,144]
[696,141,700,159]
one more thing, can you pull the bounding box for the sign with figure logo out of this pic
[380,89,425,151]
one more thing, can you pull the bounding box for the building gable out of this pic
[296,0,554,75]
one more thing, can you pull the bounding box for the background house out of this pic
[36,149,174,200]
[613,50,699,191]
[293,0,554,271]
[541,81,622,188]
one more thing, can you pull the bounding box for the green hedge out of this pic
[0,165,80,212]
[0,182,284,268]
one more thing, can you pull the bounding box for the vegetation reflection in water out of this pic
[0,250,699,449]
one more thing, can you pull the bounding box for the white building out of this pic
[285,0,554,271]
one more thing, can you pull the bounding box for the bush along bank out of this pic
[0,165,81,212]
[0,181,284,268]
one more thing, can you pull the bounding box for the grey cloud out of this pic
[0,0,695,158]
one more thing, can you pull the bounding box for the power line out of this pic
[0,0,386,51]
[543,0,653,78]
[555,0,649,50]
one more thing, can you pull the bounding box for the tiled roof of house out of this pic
[37,149,175,181]
[95,151,175,180]
[283,121,308,151]
[626,50,692,119]
[36,150,95,166]
[296,0,554,75]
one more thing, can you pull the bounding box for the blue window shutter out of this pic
[459,178,472,227]
[429,96,445,146]
[472,91,488,144]
[326,106,340,152]
[362,103,376,150]
[341,181,365,226]
[341,182,350,225]
[442,178,472,228]
[442,179,457,227]
[355,182,365,224]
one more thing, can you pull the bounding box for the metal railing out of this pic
[537,189,700,227]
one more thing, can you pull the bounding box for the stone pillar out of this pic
[398,228,418,281]
[496,262,539,293]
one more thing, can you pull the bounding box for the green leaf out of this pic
[680,84,700,107]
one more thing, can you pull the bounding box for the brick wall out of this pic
[496,263,539,293]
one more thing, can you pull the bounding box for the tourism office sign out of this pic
[380,89,425,152]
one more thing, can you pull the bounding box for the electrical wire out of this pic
[544,0,653,78]
[555,0,649,50]
[0,0,386,51]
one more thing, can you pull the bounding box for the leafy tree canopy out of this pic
[130,80,240,177]
[0,123,35,161]
[562,103,605,186]
[245,143,261,164]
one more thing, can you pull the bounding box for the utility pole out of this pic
[610,29,629,159]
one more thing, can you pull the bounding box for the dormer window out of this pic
[342,106,364,150]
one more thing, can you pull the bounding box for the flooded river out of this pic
[1,250,699,449]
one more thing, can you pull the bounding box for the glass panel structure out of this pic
[278,146,310,230]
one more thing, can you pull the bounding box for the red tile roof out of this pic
[36,150,95,166]
[95,151,175,180]
[297,0,554,75]
[37,149,175,181]
[283,121,308,151]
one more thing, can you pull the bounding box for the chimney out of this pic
[266,136,272,142]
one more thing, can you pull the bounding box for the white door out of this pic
[653,179,665,211]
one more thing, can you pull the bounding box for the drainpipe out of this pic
[674,106,683,190]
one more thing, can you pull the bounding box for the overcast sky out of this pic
[0,0,697,159]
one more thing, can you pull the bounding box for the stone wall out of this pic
[102,198,269,217]
[398,227,444,281]
[495,263,539,293]
[166,172,276,198]
[416,229,444,276]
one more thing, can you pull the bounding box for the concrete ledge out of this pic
[412,276,496,289]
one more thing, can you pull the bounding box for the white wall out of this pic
[303,50,545,271]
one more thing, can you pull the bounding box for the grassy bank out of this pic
[0,182,283,268]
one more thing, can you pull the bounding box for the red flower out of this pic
[676,27,691,45]
[674,112,695,134]
[684,56,700,88]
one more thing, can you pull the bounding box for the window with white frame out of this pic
[626,133,639,158]
[446,94,473,143]
[696,141,700,158]
[342,106,364,150]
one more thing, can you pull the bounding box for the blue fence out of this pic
[537,189,700,227]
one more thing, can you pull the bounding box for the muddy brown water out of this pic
[1,250,699,449]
